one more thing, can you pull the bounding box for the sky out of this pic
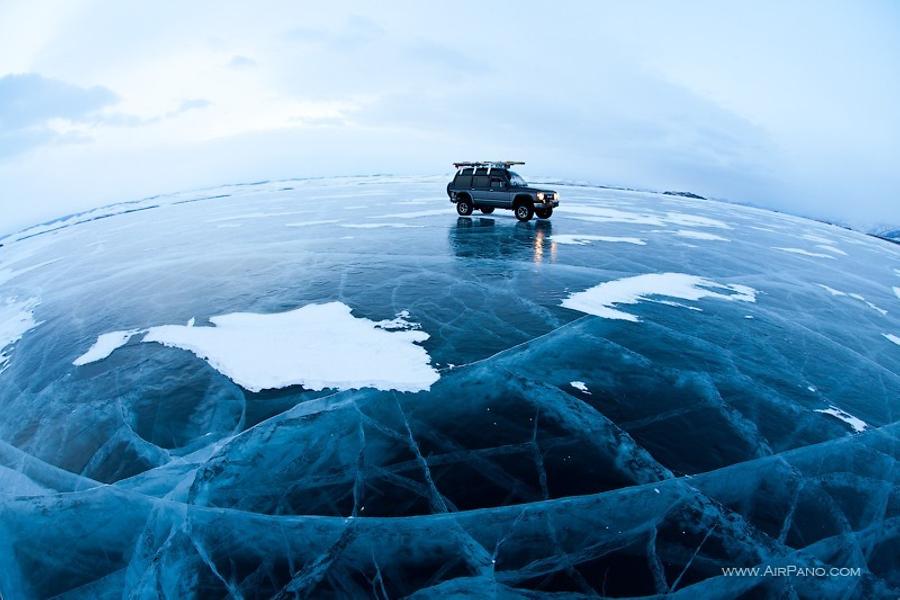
[1,0,898,235]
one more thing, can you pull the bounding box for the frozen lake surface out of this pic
[1,175,898,597]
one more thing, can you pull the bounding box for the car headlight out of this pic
[536,192,545,201]
[554,191,560,201]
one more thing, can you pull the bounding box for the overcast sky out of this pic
[1,0,898,234]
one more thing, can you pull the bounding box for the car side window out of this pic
[454,168,473,188]
[490,173,507,190]
[473,168,489,189]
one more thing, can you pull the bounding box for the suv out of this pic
[446,161,559,221]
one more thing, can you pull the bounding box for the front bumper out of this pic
[542,200,560,208]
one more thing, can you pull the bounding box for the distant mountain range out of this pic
[865,226,900,244]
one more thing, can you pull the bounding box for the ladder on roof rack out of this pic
[452,161,525,169]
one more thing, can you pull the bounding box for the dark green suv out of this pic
[447,161,560,221]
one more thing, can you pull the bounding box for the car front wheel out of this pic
[535,207,553,219]
[515,203,534,222]
[456,199,474,216]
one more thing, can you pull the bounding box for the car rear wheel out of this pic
[479,207,495,214]
[535,207,553,219]
[456,198,474,216]
[515,203,534,222]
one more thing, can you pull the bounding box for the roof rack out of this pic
[452,161,525,169]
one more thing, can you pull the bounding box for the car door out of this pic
[485,172,511,207]
[471,168,491,204]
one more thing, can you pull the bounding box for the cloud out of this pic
[100,98,213,128]
[351,61,778,202]
[0,71,212,157]
[404,40,484,74]
[227,55,256,69]
[0,73,118,159]
[285,14,384,49]
[0,73,117,129]
[0,128,55,160]
[172,98,212,114]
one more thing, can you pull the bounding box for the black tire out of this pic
[479,207,495,214]
[535,207,553,219]
[456,198,474,216]
[514,202,534,222]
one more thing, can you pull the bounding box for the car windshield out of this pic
[509,171,527,187]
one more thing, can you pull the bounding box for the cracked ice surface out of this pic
[0,175,899,598]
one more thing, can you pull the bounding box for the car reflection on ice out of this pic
[450,216,557,264]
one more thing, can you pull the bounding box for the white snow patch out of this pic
[73,329,143,366]
[674,230,730,241]
[340,223,424,229]
[374,310,420,331]
[209,210,306,223]
[285,219,340,227]
[663,213,731,230]
[883,333,900,346]
[807,385,817,392]
[893,286,900,300]
[187,317,195,327]
[818,285,845,297]
[371,208,448,219]
[0,297,40,374]
[216,223,241,229]
[773,247,835,259]
[802,234,835,245]
[552,234,646,246]
[815,406,868,433]
[749,226,776,233]
[817,285,887,315]
[847,293,887,316]
[570,381,591,394]
[651,299,703,311]
[815,244,847,256]
[560,206,665,226]
[0,259,60,287]
[559,206,730,229]
[561,273,757,322]
[101,302,441,393]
